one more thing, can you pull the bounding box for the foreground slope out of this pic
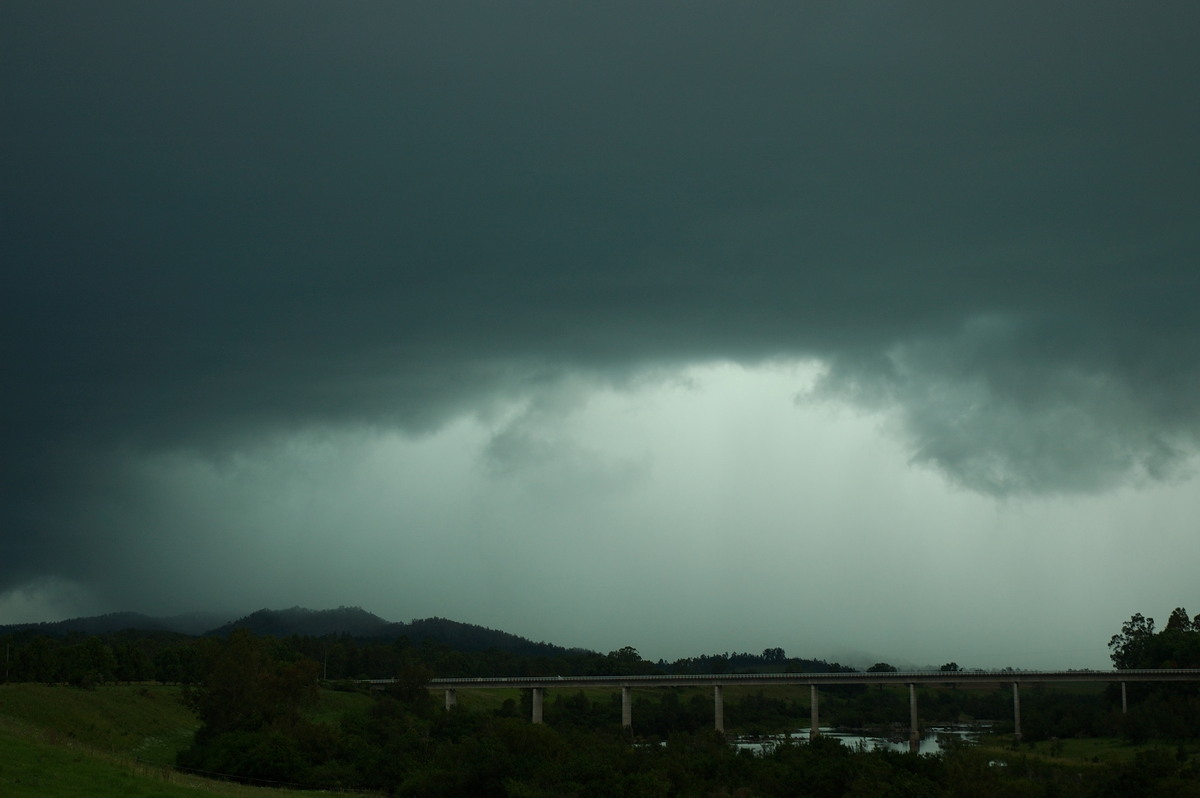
[0,723,321,798]
[0,683,371,797]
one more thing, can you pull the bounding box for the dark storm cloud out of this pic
[2,2,1198,590]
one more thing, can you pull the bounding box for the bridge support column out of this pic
[445,688,457,711]
[909,684,920,753]
[532,687,544,724]
[714,685,724,733]
[1012,683,1021,742]
[1121,682,1127,714]
[810,685,819,740]
[622,686,632,729]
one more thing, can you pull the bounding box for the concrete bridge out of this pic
[365,669,1200,752]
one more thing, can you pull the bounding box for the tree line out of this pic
[0,625,865,686]
[1106,607,1200,742]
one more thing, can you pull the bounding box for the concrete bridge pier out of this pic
[532,687,544,724]
[1012,683,1021,742]
[810,685,819,740]
[909,684,920,753]
[622,686,632,729]
[714,685,724,733]
[445,688,457,711]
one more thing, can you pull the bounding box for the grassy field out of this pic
[0,683,198,766]
[305,683,375,725]
[0,721,336,798]
[0,683,376,797]
[972,732,1200,767]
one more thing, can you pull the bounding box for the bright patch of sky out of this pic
[11,360,1198,670]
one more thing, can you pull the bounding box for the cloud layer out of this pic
[2,3,1198,656]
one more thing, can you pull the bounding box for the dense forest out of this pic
[3,607,1200,795]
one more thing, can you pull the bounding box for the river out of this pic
[732,724,987,755]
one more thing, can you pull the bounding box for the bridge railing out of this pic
[389,667,1200,689]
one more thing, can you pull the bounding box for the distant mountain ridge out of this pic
[206,606,393,638]
[0,610,228,637]
[0,606,577,658]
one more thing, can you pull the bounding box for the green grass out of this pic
[0,719,342,798]
[0,683,385,796]
[973,733,1195,767]
[0,682,379,762]
[445,686,523,712]
[0,684,199,764]
[304,684,374,725]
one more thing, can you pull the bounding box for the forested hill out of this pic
[205,606,393,638]
[401,616,573,658]
[208,607,572,657]
[0,606,574,658]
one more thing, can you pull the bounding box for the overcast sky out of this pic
[2,2,1198,670]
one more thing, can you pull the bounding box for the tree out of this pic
[155,648,183,684]
[114,642,154,683]
[1165,607,1194,632]
[177,631,326,785]
[185,630,319,738]
[19,636,59,683]
[1153,608,1200,669]
[939,662,961,688]
[1109,613,1156,669]
[867,662,897,692]
[608,646,647,676]
[1107,610,1200,741]
[63,637,117,688]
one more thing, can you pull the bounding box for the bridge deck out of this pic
[360,668,1200,690]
